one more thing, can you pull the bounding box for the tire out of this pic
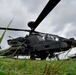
[30,55,36,60]
[40,53,48,60]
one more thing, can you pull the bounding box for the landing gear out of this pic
[40,54,48,60]
[30,54,47,60]
[30,51,49,60]
[30,54,36,60]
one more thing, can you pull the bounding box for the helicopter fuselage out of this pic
[0,0,76,60]
[6,33,75,60]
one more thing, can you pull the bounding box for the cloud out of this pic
[20,0,48,13]
[48,0,76,35]
[0,0,76,50]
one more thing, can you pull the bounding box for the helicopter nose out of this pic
[7,39,17,44]
[7,39,12,45]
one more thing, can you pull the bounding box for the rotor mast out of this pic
[28,0,61,32]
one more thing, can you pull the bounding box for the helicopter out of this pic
[0,0,76,60]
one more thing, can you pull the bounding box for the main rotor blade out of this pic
[0,27,31,32]
[32,0,61,31]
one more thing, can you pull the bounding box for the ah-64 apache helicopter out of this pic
[0,0,76,60]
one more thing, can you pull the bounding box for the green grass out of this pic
[0,58,76,75]
[0,20,76,75]
[0,19,13,44]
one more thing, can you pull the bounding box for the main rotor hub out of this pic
[28,21,35,30]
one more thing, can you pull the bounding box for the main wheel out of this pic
[30,54,36,60]
[40,53,48,60]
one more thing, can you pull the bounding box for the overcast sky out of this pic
[0,0,76,55]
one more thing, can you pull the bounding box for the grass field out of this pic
[0,21,76,75]
[0,58,76,75]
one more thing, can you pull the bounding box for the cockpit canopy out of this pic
[37,33,59,41]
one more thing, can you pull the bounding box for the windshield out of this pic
[37,33,59,41]
[37,35,45,41]
[46,34,59,41]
